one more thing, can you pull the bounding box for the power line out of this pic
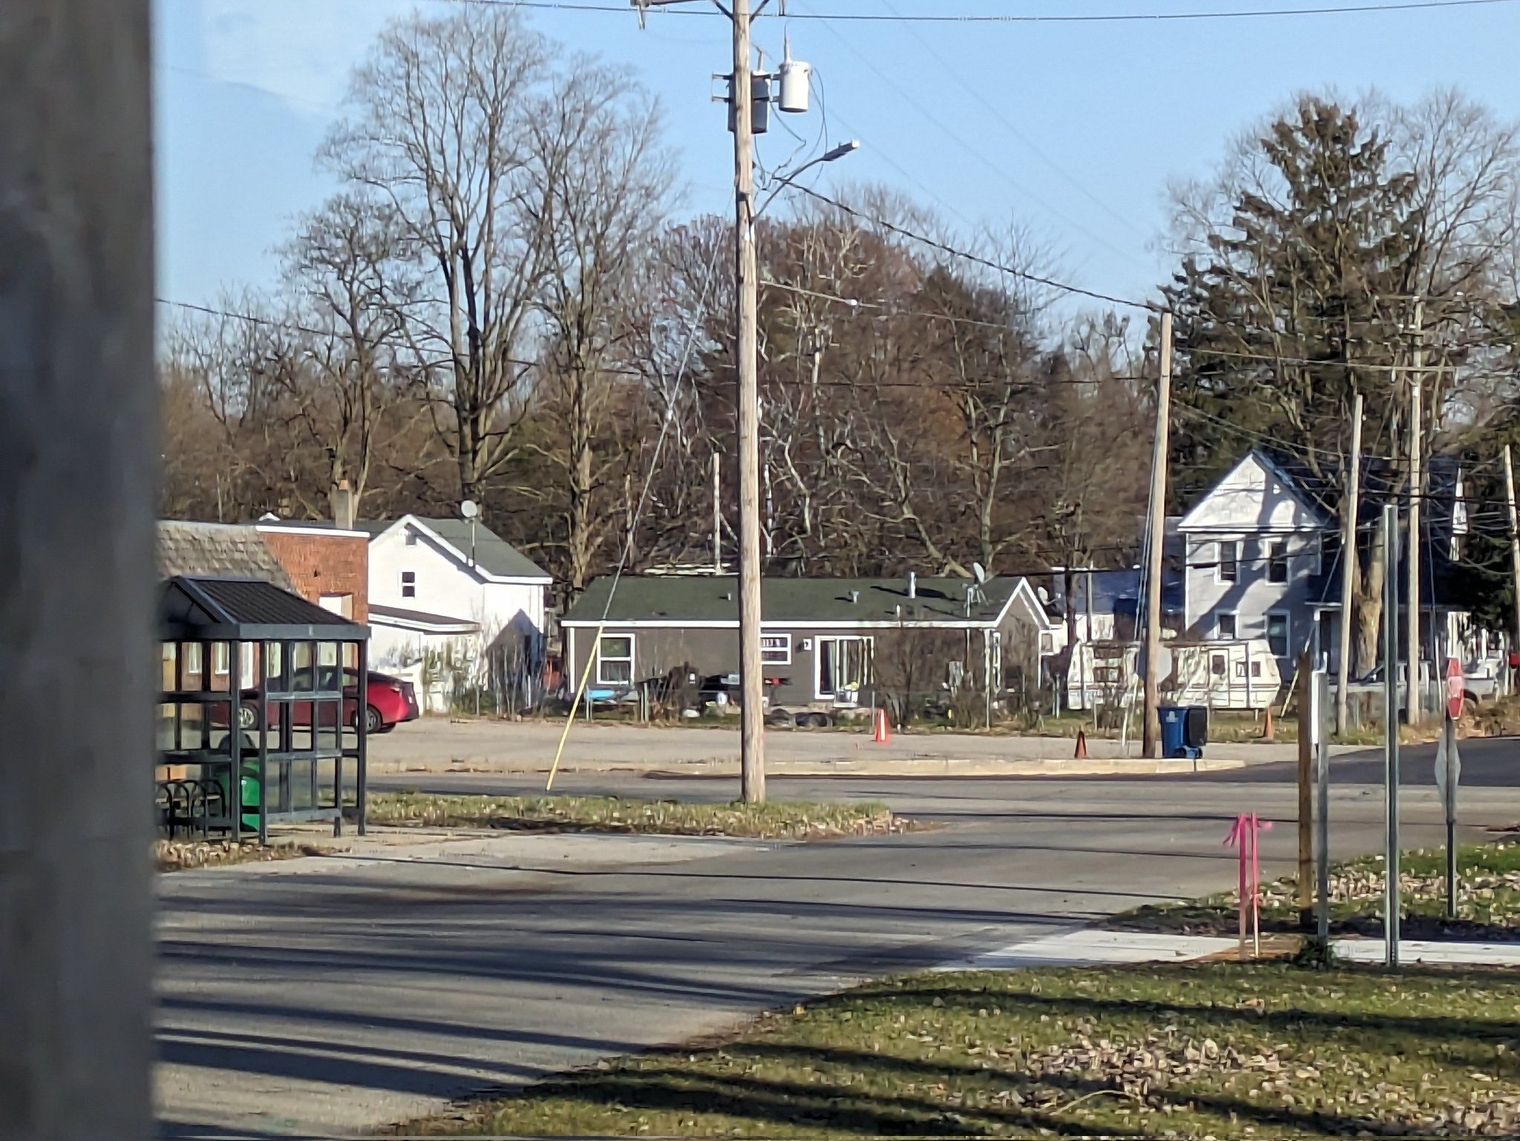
[456,0,1520,22]
[873,0,1144,241]
[786,183,1156,311]
[796,4,1149,271]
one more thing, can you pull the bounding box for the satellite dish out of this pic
[972,562,987,584]
[1036,586,1050,603]
[460,499,480,520]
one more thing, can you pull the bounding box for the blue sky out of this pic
[154,0,1520,315]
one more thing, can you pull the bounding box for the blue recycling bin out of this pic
[1159,705,1207,759]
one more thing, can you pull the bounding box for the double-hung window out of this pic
[1267,613,1290,658]
[1268,539,1289,584]
[760,634,791,665]
[401,570,417,599]
[597,635,634,686]
[1217,540,1239,583]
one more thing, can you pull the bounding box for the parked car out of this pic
[236,666,420,734]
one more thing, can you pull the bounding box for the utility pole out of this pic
[1142,311,1174,758]
[1406,298,1425,725]
[730,0,766,803]
[3,0,155,1135]
[1505,444,1520,662]
[1336,393,1363,737]
[712,451,722,571]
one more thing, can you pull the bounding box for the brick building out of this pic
[254,520,370,622]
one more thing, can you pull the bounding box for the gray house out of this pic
[560,574,1055,721]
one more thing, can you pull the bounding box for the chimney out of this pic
[332,479,356,531]
[907,571,917,599]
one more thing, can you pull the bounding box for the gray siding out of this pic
[1183,532,1326,668]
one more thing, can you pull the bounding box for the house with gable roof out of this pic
[1177,449,1337,675]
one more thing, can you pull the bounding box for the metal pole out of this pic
[1142,311,1173,758]
[1445,713,1457,918]
[1297,648,1313,928]
[1336,393,1363,736]
[1383,502,1401,968]
[0,0,155,1131]
[1315,668,1331,942]
[732,0,766,803]
[1504,444,1520,664]
[1406,299,1424,725]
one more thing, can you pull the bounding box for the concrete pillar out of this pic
[0,2,156,1138]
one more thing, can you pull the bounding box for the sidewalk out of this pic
[948,928,1520,970]
[368,718,1325,778]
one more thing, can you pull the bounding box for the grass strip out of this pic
[365,792,906,840]
[398,961,1520,1138]
[1112,840,1520,942]
[154,837,315,872]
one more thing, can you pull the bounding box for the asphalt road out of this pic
[364,734,1520,813]
[157,770,1520,1138]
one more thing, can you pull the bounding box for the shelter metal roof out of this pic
[160,576,370,642]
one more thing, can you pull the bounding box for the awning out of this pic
[369,603,479,636]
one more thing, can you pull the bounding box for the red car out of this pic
[237,666,420,734]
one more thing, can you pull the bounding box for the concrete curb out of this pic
[372,756,1248,779]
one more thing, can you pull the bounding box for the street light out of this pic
[757,140,860,216]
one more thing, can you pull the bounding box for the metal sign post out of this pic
[1382,503,1401,968]
[1436,657,1463,920]
[1314,667,1331,941]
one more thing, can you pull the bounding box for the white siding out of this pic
[367,520,548,671]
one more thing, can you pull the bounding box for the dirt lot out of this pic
[367,716,1306,776]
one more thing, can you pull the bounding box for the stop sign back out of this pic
[1447,657,1465,720]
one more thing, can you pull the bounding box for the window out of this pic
[816,636,872,702]
[1211,653,1227,677]
[401,570,416,599]
[1318,531,1338,576]
[1268,540,1289,584]
[597,635,634,685]
[760,634,791,665]
[1218,540,1238,583]
[1267,613,1290,658]
[1216,612,1237,640]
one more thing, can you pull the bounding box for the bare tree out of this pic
[320,6,553,507]
[524,59,675,591]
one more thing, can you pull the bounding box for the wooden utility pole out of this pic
[1336,394,1364,737]
[2,0,155,1134]
[1142,311,1174,758]
[1505,444,1520,663]
[1297,648,1314,928]
[1406,298,1425,725]
[731,0,766,803]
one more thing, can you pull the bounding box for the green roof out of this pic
[562,575,1024,626]
[413,518,549,580]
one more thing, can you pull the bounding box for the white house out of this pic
[363,516,551,708]
[1177,450,1335,675]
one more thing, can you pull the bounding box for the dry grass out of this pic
[399,960,1520,1138]
[365,792,907,840]
[154,837,318,872]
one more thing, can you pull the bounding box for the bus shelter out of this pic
[157,575,371,843]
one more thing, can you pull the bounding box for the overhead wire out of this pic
[453,0,1520,23]
[785,183,1157,311]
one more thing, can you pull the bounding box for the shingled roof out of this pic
[562,575,1034,627]
[157,521,294,590]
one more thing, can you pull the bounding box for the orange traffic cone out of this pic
[872,708,891,744]
[1262,708,1275,742]
[1074,728,1089,760]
